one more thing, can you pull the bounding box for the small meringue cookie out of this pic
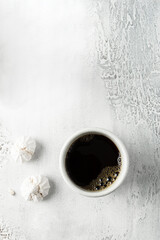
[11,136,36,163]
[21,175,50,202]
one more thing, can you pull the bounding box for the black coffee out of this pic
[65,133,121,191]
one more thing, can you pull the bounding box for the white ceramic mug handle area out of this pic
[59,128,129,197]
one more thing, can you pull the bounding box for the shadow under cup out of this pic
[60,129,129,197]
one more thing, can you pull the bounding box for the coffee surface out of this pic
[65,134,121,191]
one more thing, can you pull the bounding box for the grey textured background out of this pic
[0,0,160,239]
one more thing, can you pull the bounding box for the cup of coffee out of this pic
[59,128,129,197]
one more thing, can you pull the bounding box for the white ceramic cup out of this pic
[59,128,129,197]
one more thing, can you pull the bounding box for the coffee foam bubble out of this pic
[84,162,121,191]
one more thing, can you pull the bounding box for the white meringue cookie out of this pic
[11,136,36,163]
[21,175,50,202]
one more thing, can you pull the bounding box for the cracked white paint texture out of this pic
[94,0,160,135]
[0,125,12,168]
[0,218,26,240]
[0,0,160,240]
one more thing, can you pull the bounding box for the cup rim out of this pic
[59,128,129,197]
